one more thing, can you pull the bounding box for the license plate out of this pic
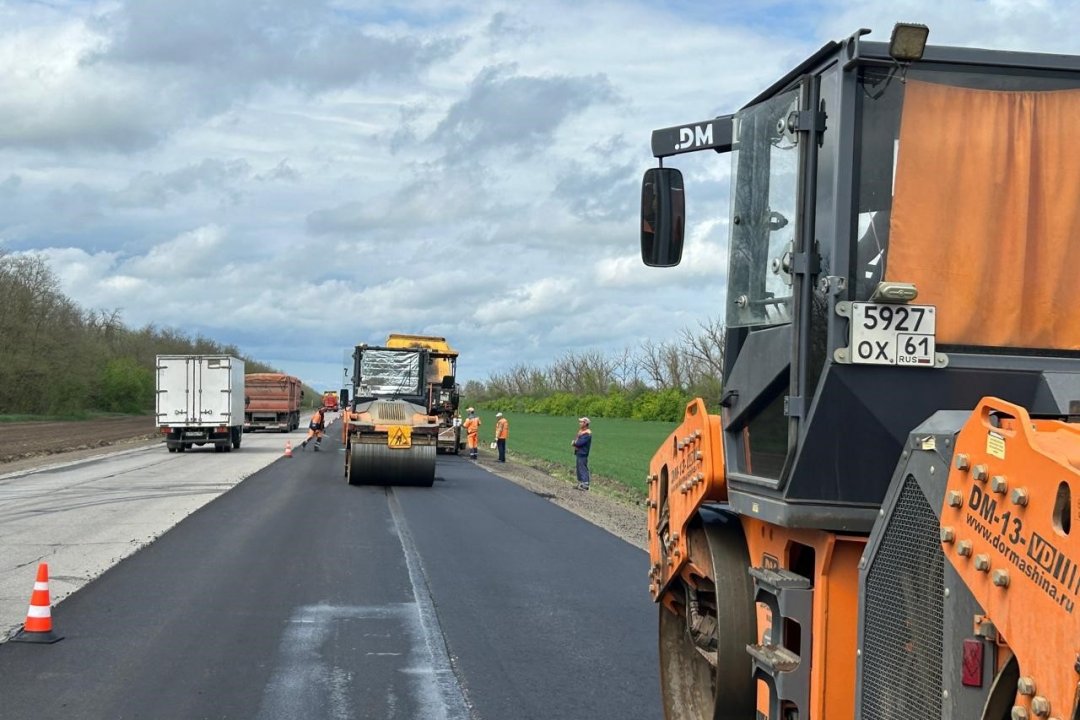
[850,303,936,366]
[387,425,412,449]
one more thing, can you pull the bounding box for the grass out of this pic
[473,410,678,495]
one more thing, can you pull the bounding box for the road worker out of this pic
[494,412,509,462]
[571,417,592,490]
[462,407,481,460]
[301,406,326,451]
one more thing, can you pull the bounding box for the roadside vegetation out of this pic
[465,316,725,423]
[474,410,676,495]
[462,323,726,491]
[0,252,316,416]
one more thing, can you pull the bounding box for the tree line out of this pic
[466,316,726,422]
[0,252,314,416]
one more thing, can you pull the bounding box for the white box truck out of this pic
[156,355,246,453]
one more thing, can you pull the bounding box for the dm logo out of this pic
[676,124,713,151]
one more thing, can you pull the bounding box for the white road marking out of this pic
[386,488,472,720]
[256,490,471,720]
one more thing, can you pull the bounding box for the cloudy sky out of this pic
[2,0,1075,389]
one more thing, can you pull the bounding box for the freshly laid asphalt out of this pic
[0,426,661,719]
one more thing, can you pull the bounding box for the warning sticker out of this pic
[387,425,412,449]
[986,431,1005,460]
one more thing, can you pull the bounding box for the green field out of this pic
[473,410,677,495]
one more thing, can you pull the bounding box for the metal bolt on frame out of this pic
[1031,696,1051,717]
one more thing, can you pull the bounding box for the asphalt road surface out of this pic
[0,425,660,719]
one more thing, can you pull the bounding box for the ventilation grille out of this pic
[861,475,944,719]
[372,402,408,422]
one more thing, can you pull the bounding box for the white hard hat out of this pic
[578,417,590,425]
[496,412,503,417]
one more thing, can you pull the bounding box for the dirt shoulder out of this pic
[472,446,649,552]
[0,416,159,468]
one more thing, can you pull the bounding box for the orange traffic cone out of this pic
[284,440,293,458]
[12,562,63,644]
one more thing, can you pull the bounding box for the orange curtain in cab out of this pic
[885,80,1080,349]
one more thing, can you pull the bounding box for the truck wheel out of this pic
[168,446,177,453]
[178,444,186,452]
[233,428,242,449]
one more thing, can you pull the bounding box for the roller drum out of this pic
[348,441,435,487]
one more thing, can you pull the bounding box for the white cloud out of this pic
[474,277,578,324]
[124,225,226,277]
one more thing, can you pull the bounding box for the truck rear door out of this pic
[197,357,236,426]
[157,356,196,426]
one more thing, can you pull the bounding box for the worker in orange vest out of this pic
[494,412,509,462]
[462,407,481,460]
[301,407,326,451]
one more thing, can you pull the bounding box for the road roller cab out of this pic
[640,24,1080,720]
[342,344,441,487]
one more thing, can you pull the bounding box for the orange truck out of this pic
[322,391,339,412]
[639,23,1080,720]
[244,373,303,432]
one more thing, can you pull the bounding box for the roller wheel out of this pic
[658,512,755,720]
[347,442,435,487]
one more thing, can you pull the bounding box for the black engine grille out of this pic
[861,475,945,719]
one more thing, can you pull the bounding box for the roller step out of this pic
[748,566,813,720]
[746,643,800,673]
[748,566,812,591]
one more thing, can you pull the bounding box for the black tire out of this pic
[168,446,177,453]
[233,428,241,449]
[658,512,756,720]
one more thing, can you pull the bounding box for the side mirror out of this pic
[339,388,350,407]
[640,167,685,267]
